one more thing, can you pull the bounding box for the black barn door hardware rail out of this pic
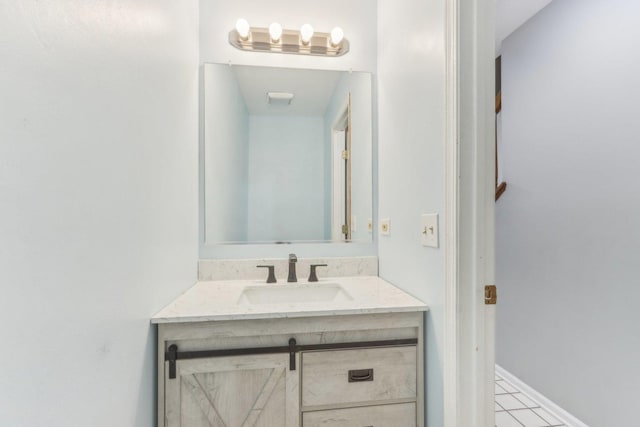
[165,338,418,379]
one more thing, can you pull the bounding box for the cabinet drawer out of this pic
[301,346,417,407]
[303,402,416,427]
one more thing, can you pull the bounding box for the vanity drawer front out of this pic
[301,346,417,407]
[303,402,416,427]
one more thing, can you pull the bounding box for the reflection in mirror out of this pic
[203,63,372,245]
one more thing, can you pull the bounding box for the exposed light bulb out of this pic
[330,27,344,46]
[235,18,250,40]
[300,24,314,45]
[269,22,283,43]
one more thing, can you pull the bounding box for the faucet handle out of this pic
[257,265,277,283]
[308,264,328,282]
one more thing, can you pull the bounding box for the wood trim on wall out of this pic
[495,56,507,201]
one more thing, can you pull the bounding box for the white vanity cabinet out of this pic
[157,312,424,427]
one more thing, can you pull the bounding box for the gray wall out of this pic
[496,1,640,425]
[377,0,446,425]
[0,1,198,425]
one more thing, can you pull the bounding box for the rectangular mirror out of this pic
[202,63,373,244]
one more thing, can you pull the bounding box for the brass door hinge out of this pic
[485,285,497,305]
[341,150,350,160]
[341,224,349,234]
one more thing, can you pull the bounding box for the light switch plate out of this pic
[380,219,391,235]
[421,214,439,247]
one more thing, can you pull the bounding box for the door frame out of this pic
[331,129,347,241]
[330,97,351,241]
[444,0,496,426]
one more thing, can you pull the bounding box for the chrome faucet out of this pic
[287,253,297,283]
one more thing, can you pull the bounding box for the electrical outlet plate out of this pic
[380,219,390,235]
[421,213,438,247]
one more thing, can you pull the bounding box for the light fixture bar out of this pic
[229,27,349,57]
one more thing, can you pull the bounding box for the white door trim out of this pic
[444,0,496,426]
[443,0,459,424]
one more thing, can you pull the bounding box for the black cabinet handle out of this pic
[348,368,374,382]
[289,338,297,370]
[167,344,178,379]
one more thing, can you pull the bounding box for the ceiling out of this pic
[496,0,554,51]
[233,66,343,116]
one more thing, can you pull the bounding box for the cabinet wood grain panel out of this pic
[301,346,417,408]
[303,403,416,427]
[165,353,299,427]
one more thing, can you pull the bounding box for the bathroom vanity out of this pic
[152,276,427,427]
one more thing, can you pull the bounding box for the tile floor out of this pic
[495,373,566,427]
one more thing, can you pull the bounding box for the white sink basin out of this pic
[238,283,353,305]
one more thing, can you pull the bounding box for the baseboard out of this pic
[495,365,589,427]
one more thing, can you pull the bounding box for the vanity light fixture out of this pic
[269,22,283,43]
[235,18,250,41]
[229,20,349,57]
[330,27,344,47]
[300,24,314,45]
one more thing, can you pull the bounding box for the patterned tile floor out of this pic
[495,373,566,427]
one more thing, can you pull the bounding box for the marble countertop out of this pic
[151,276,428,324]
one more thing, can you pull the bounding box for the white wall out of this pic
[199,0,378,258]
[495,0,553,52]
[377,0,446,426]
[0,1,198,426]
[203,64,249,243]
[247,115,325,242]
[497,1,640,425]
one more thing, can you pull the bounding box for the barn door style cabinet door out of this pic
[157,312,425,427]
[165,353,298,427]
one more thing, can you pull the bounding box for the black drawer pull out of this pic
[348,368,374,382]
